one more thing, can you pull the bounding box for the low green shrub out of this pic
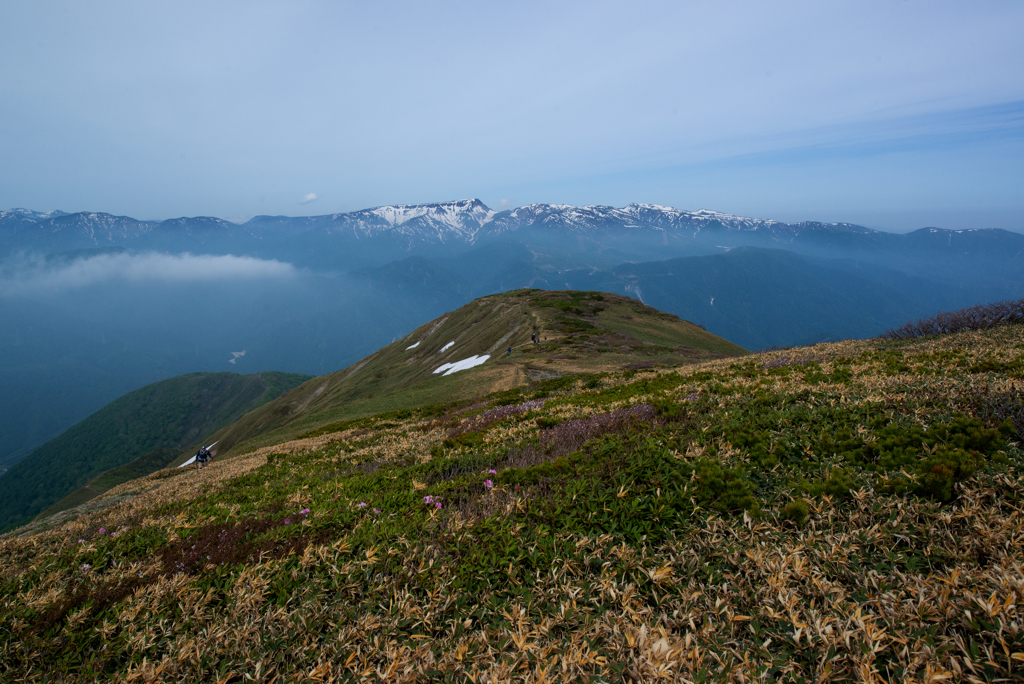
[801,467,859,499]
[692,459,759,515]
[443,431,485,449]
[783,498,810,525]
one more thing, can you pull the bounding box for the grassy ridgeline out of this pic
[0,371,311,532]
[191,289,746,463]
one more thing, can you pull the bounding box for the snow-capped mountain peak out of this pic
[315,199,496,243]
[368,199,494,230]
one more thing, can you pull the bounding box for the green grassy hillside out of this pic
[1,314,1022,680]
[0,371,312,532]
[190,289,745,462]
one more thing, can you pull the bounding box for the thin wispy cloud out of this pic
[0,252,296,296]
[299,193,319,205]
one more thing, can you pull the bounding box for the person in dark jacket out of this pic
[195,445,212,471]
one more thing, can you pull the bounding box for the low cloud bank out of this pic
[0,252,296,294]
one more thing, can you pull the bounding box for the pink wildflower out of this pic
[98,528,106,535]
[435,502,442,509]
[299,508,311,515]
[484,479,493,490]
[488,469,498,475]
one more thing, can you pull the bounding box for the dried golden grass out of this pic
[10,475,1022,682]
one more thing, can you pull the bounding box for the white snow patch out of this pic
[405,341,420,350]
[178,456,196,467]
[228,350,246,364]
[440,341,454,353]
[433,355,490,376]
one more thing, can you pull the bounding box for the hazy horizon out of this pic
[2,1,1022,233]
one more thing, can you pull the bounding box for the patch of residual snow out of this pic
[439,341,455,352]
[405,341,420,350]
[433,355,489,376]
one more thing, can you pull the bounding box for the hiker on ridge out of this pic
[195,445,212,471]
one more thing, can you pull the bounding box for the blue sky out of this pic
[1,0,1022,231]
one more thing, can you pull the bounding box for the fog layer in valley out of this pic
[0,250,438,470]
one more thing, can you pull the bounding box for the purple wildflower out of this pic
[98,528,106,535]
[81,564,90,571]
[435,502,442,509]
[77,539,85,544]
[299,508,311,515]
[372,508,381,515]
[484,479,493,490]
[488,469,498,475]
[356,502,367,508]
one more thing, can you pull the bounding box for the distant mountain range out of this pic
[0,199,856,248]
[6,199,1021,272]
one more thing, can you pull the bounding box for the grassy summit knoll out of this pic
[2,319,1023,681]
[190,289,744,462]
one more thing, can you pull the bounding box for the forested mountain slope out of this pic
[0,371,311,533]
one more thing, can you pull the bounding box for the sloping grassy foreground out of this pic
[2,326,1023,682]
